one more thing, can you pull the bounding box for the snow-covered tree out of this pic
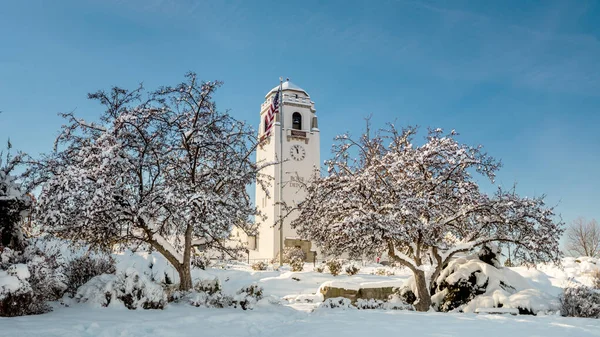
[292,125,563,311]
[0,141,31,250]
[32,73,267,290]
[1,142,65,317]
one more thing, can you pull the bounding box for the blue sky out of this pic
[1,0,599,230]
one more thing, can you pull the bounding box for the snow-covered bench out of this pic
[475,307,519,315]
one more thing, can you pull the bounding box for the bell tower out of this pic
[250,80,320,261]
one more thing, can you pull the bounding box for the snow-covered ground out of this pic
[4,302,600,337]
[2,251,600,337]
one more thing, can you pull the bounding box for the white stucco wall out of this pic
[249,83,320,261]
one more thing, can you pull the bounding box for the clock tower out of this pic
[249,80,320,261]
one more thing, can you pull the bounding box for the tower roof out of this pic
[265,80,309,98]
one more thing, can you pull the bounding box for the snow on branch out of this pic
[152,232,184,265]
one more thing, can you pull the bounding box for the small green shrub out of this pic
[326,259,342,276]
[290,256,304,272]
[251,261,268,271]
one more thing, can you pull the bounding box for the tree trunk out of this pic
[385,241,432,311]
[413,269,432,312]
[145,235,193,291]
[179,224,194,291]
[177,262,193,291]
[139,220,194,291]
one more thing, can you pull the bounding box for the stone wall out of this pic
[320,286,396,304]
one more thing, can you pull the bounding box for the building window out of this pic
[248,235,257,250]
[292,112,302,130]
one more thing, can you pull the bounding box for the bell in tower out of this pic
[292,112,302,130]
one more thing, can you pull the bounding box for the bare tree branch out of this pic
[565,217,600,258]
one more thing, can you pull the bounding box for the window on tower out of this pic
[292,112,302,130]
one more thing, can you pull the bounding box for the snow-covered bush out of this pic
[185,279,231,309]
[232,283,264,310]
[559,286,600,318]
[284,247,306,262]
[0,286,35,317]
[318,295,412,311]
[0,146,31,251]
[0,148,68,316]
[170,276,227,307]
[326,259,342,276]
[186,290,232,308]
[75,268,167,310]
[185,281,263,310]
[315,264,325,273]
[251,261,268,271]
[275,247,305,271]
[372,268,394,276]
[394,286,417,305]
[23,247,66,301]
[429,246,509,312]
[319,297,353,309]
[356,298,385,309]
[0,263,40,317]
[145,259,176,286]
[0,197,28,250]
[432,259,490,312]
[477,244,502,268]
[386,294,415,310]
[0,245,66,316]
[191,253,211,270]
[345,264,360,276]
[430,252,559,314]
[355,297,413,310]
[64,254,115,296]
[290,256,304,272]
[284,293,324,304]
[272,247,306,265]
[193,277,221,295]
[593,270,600,289]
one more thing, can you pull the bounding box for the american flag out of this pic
[264,88,281,137]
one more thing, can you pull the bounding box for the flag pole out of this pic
[278,76,284,267]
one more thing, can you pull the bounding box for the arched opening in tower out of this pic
[292,112,302,130]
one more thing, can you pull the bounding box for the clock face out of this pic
[290,144,306,161]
